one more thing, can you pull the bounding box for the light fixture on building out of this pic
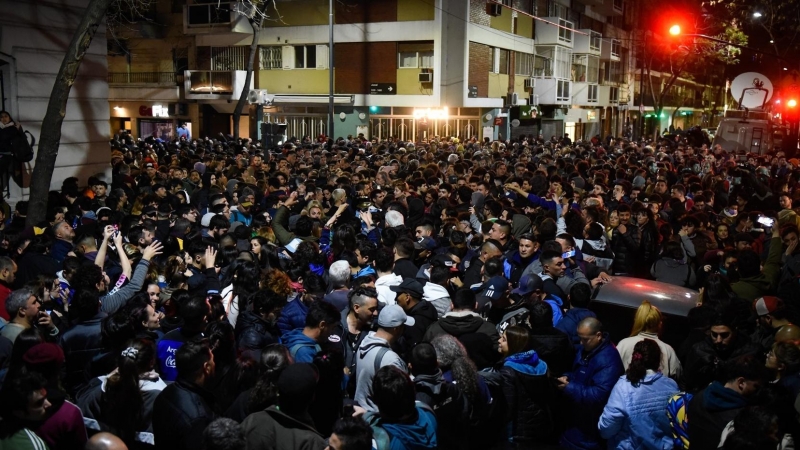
[413,107,448,120]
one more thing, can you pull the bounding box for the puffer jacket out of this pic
[611,226,638,275]
[277,297,308,336]
[683,333,759,392]
[634,223,660,278]
[152,379,218,450]
[598,371,679,450]
[235,311,278,353]
[500,350,555,443]
[560,334,625,450]
[528,326,575,377]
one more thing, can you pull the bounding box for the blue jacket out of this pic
[560,334,625,450]
[375,405,438,450]
[280,329,320,363]
[556,308,597,349]
[277,297,307,336]
[598,371,679,450]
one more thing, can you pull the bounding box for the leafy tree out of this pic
[637,1,748,138]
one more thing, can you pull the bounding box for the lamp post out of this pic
[328,0,334,143]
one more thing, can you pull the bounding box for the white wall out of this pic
[0,0,111,204]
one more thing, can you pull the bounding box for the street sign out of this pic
[468,85,479,98]
[370,83,396,95]
[494,117,503,126]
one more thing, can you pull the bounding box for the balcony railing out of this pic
[187,70,233,95]
[107,72,176,84]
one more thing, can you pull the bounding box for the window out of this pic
[295,45,316,69]
[533,54,552,77]
[493,48,510,74]
[281,45,328,69]
[590,32,601,52]
[515,52,534,76]
[587,85,598,102]
[557,80,570,102]
[558,19,573,43]
[610,86,619,103]
[611,39,620,58]
[260,47,282,70]
[586,55,599,83]
[398,43,434,69]
[211,46,249,70]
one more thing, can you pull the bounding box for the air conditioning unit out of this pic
[419,72,432,83]
[247,89,269,105]
[485,3,502,16]
[524,77,536,89]
[506,92,519,106]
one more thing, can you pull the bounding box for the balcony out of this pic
[107,72,177,86]
[633,93,707,109]
[573,30,602,55]
[184,70,252,100]
[534,17,575,48]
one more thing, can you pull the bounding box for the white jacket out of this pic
[616,331,683,379]
[375,273,403,306]
[422,282,451,319]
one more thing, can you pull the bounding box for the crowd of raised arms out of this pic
[0,127,799,450]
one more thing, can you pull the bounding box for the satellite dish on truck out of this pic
[730,72,772,109]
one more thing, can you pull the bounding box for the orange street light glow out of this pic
[789,99,797,108]
[669,25,681,36]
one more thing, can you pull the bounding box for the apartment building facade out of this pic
[108,0,717,144]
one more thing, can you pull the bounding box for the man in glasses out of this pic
[684,313,759,392]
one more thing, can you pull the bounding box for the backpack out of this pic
[289,342,322,360]
[10,129,34,163]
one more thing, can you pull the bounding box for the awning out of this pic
[270,94,354,105]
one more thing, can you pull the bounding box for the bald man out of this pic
[85,432,128,450]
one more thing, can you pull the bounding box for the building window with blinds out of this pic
[515,52,534,76]
[398,42,434,69]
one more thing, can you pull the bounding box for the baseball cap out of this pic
[481,276,510,300]
[414,236,438,251]
[390,279,425,298]
[430,253,458,271]
[754,296,783,317]
[377,304,415,328]
[511,274,544,296]
[201,213,216,227]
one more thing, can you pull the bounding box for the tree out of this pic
[26,0,115,227]
[638,1,748,139]
[230,0,282,140]
[706,0,800,60]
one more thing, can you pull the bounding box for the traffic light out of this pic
[669,25,681,36]
[789,99,798,108]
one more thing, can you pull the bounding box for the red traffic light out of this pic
[669,25,681,36]
[789,99,798,108]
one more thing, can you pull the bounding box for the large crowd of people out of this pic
[0,126,798,450]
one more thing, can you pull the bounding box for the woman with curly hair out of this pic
[219,259,261,327]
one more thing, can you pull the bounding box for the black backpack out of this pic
[10,129,34,163]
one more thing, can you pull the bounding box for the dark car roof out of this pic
[592,277,698,317]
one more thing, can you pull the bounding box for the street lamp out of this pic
[669,25,681,36]
[753,12,763,18]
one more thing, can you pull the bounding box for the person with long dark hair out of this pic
[77,338,165,446]
[598,339,679,449]
[219,259,260,328]
[497,325,556,445]
[224,344,292,422]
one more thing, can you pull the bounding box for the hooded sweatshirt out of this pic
[422,283,451,319]
[280,329,320,364]
[354,332,407,412]
[687,381,748,450]
[380,406,438,450]
[423,310,499,344]
[375,273,403,306]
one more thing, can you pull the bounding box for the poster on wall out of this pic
[482,126,494,141]
[356,125,369,138]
